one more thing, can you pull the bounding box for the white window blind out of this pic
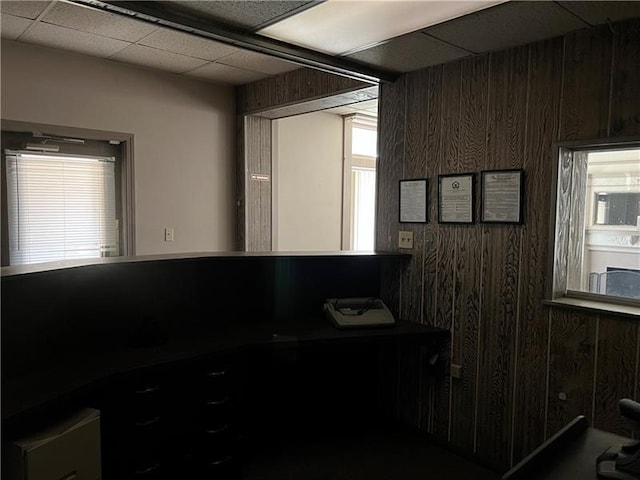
[352,167,376,251]
[5,151,118,265]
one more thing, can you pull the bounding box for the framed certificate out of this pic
[438,173,475,224]
[399,179,428,223]
[480,169,524,224]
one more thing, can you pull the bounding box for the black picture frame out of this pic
[437,173,475,224]
[480,169,524,224]
[399,179,428,223]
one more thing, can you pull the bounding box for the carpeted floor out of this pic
[241,423,500,480]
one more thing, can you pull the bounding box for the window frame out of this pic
[342,114,377,251]
[547,136,640,315]
[1,120,135,264]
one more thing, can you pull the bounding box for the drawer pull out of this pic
[207,369,228,377]
[135,416,160,427]
[206,397,229,406]
[210,455,233,466]
[135,385,160,395]
[135,463,160,475]
[206,424,230,435]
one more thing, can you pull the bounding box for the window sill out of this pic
[544,297,640,319]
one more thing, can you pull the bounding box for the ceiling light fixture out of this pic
[258,0,508,56]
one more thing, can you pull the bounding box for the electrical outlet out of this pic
[164,227,174,242]
[398,230,414,249]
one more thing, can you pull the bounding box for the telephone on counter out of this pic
[323,298,395,329]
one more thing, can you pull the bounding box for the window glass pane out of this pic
[6,153,117,265]
[352,127,377,157]
[567,147,640,300]
[352,167,376,251]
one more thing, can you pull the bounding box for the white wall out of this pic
[272,112,343,251]
[1,41,236,255]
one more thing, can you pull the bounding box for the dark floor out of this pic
[240,423,500,480]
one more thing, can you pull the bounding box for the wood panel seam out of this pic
[473,53,492,455]
[544,309,552,440]
[607,28,616,137]
[633,327,640,400]
[592,316,601,425]
[509,44,532,469]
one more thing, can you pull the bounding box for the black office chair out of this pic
[502,415,589,480]
[597,398,640,480]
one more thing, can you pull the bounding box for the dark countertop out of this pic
[1,250,408,277]
[533,428,630,480]
[2,316,448,424]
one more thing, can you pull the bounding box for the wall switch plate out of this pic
[164,227,174,242]
[399,230,414,249]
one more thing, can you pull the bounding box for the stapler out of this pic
[597,398,640,479]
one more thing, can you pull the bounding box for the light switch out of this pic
[164,227,174,242]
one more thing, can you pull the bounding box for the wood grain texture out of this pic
[609,19,640,137]
[546,309,597,437]
[370,18,638,471]
[377,78,406,317]
[566,153,588,288]
[433,61,461,332]
[552,148,573,299]
[237,68,370,115]
[431,61,462,442]
[449,55,488,452]
[422,65,444,329]
[512,37,563,465]
[236,116,246,250]
[245,116,272,251]
[475,46,528,468]
[560,25,613,141]
[396,345,422,427]
[376,78,406,253]
[401,69,429,325]
[593,317,639,435]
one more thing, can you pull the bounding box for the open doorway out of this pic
[271,99,378,252]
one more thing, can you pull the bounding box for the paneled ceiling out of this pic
[2,1,640,115]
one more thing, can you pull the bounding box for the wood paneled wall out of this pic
[376,19,640,471]
[237,68,370,115]
[241,116,272,251]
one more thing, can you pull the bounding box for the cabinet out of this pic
[96,356,238,480]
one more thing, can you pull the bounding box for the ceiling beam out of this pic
[68,0,400,84]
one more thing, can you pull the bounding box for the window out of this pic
[342,115,377,251]
[5,151,118,265]
[1,125,133,267]
[551,141,640,307]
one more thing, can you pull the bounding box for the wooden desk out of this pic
[3,317,448,479]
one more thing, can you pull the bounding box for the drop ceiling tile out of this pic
[0,1,50,20]
[42,2,157,42]
[558,1,640,26]
[165,1,315,30]
[21,22,130,58]
[348,31,470,73]
[1,13,32,40]
[111,44,209,74]
[185,62,270,85]
[259,0,504,55]
[425,1,589,54]
[217,50,300,75]
[139,27,238,61]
